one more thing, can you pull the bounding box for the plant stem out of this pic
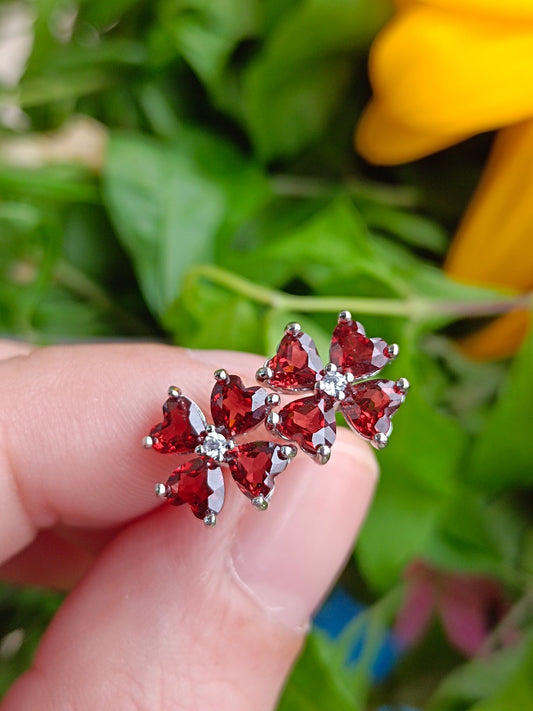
[270,174,422,208]
[188,264,530,322]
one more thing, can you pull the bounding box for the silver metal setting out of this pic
[256,365,274,382]
[385,343,400,360]
[373,433,389,450]
[315,445,331,465]
[194,444,205,455]
[394,377,410,395]
[203,512,217,527]
[285,322,301,334]
[214,368,229,383]
[206,424,216,433]
[338,310,352,323]
[168,385,181,399]
[266,411,280,432]
[252,495,269,511]
[345,372,355,384]
[142,435,154,449]
[279,444,297,460]
[155,482,169,498]
[265,393,281,406]
[324,363,337,373]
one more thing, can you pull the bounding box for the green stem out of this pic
[270,174,422,208]
[188,264,529,322]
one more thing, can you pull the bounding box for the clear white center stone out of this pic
[321,371,348,399]
[202,431,230,462]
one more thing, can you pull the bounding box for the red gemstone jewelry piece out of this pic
[211,371,276,437]
[269,395,336,464]
[227,442,296,504]
[330,315,395,379]
[258,310,408,454]
[256,323,323,391]
[148,387,207,454]
[340,379,408,446]
[145,372,295,525]
[165,457,225,522]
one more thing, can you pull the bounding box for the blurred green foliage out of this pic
[0,0,532,708]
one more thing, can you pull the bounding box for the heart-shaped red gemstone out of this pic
[340,379,404,440]
[166,456,225,519]
[228,442,292,500]
[264,330,323,391]
[276,395,336,456]
[150,395,207,454]
[211,375,271,437]
[330,319,391,378]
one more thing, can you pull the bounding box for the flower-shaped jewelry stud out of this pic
[256,311,409,462]
[143,371,296,525]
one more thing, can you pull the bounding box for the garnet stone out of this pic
[276,395,336,456]
[340,379,404,440]
[166,457,225,519]
[263,327,323,391]
[330,319,391,379]
[150,394,207,454]
[211,374,271,437]
[228,442,292,500]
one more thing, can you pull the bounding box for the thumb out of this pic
[2,432,377,711]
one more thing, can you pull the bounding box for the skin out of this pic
[0,341,378,711]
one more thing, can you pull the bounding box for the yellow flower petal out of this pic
[360,6,533,150]
[397,0,533,21]
[457,311,531,361]
[356,98,469,164]
[446,120,533,290]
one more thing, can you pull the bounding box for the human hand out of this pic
[0,342,377,711]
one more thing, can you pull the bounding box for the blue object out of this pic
[313,587,402,681]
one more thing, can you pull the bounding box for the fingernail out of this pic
[230,437,378,630]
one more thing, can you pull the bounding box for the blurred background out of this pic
[1,0,532,708]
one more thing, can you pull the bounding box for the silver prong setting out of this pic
[373,432,389,450]
[256,365,273,382]
[266,411,280,432]
[142,435,154,449]
[265,393,281,406]
[324,362,337,373]
[252,494,269,511]
[203,512,217,527]
[385,343,400,360]
[394,377,410,395]
[345,372,355,384]
[279,444,297,460]
[285,322,301,334]
[315,445,331,465]
[195,444,205,455]
[338,310,352,323]
[168,385,181,399]
[214,368,229,383]
[155,482,170,498]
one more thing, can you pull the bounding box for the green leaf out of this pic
[467,331,533,493]
[361,203,449,255]
[278,631,361,711]
[164,277,263,352]
[225,196,402,296]
[104,128,270,315]
[428,633,533,711]
[243,0,391,161]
